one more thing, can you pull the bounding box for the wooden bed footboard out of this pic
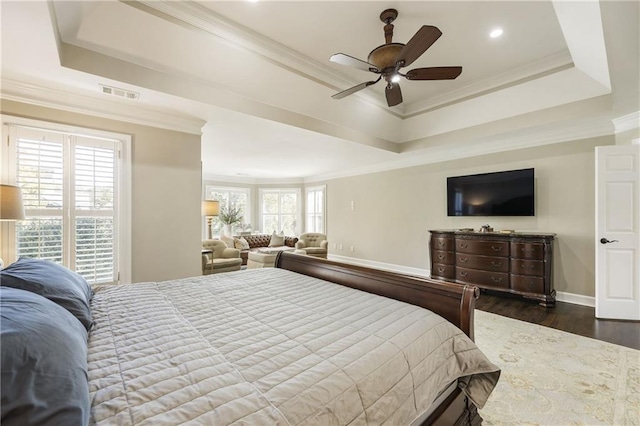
[275,252,479,340]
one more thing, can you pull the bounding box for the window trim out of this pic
[0,115,132,284]
[305,185,326,234]
[258,188,303,236]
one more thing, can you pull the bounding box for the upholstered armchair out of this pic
[202,240,242,274]
[295,233,328,259]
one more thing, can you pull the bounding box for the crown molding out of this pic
[0,78,206,134]
[612,111,640,134]
[404,51,574,116]
[126,0,401,118]
[128,2,578,120]
[202,173,304,185]
[304,119,613,183]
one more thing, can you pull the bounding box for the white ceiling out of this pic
[1,1,638,181]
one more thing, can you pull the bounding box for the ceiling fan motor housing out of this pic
[367,43,404,73]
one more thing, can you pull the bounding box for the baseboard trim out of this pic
[328,254,595,308]
[328,254,430,278]
[556,291,595,307]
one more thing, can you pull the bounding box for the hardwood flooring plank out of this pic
[475,290,640,350]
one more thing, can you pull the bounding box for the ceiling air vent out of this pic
[99,84,139,100]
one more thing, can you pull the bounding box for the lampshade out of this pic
[0,184,26,221]
[202,200,220,217]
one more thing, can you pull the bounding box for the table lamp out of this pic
[202,200,220,239]
[0,184,26,269]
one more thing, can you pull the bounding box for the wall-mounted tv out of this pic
[447,168,535,216]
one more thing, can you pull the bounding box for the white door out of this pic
[595,144,640,320]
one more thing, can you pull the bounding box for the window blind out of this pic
[10,126,120,284]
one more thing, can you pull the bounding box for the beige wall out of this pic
[1,100,202,282]
[322,136,615,297]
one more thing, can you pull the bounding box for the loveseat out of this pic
[232,234,298,265]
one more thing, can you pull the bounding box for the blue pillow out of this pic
[0,258,93,331]
[0,287,89,426]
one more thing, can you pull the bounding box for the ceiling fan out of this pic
[329,9,462,107]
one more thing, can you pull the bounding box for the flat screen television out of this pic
[447,168,535,216]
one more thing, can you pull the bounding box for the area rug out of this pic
[474,310,639,426]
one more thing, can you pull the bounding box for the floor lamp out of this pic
[0,184,26,269]
[202,200,220,239]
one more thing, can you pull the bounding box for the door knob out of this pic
[600,238,619,244]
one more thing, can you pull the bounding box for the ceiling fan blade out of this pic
[395,26,442,68]
[405,66,463,80]
[385,84,403,107]
[332,79,380,99]
[330,53,380,73]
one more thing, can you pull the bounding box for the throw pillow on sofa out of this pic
[220,235,235,248]
[268,231,285,247]
[234,237,250,250]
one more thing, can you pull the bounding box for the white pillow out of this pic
[234,237,250,250]
[268,231,285,247]
[220,235,235,248]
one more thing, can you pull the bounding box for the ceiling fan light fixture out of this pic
[391,74,401,83]
[490,28,504,38]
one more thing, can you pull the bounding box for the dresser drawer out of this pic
[456,267,509,289]
[456,239,509,256]
[432,237,454,251]
[511,242,544,260]
[511,274,545,294]
[456,254,508,272]
[510,259,544,276]
[431,263,455,280]
[432,250,454,265]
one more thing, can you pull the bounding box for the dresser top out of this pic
[429,229,556,238]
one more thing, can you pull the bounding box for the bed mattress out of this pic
[88,268,499,425]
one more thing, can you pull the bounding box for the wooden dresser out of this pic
[429,230,556,307]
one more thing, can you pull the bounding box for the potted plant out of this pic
[219,205,243,236]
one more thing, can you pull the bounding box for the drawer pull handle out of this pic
[438,241,445,246]
[459,243,468,249]
[459,257,468,263]
[460,271,468,277]
[521,248,534,253]
[491,276,503,283]
[491,246,502,252]
[523,263,535,270]
[437,254,445,260]
[491,261,502,267]
[437,267,445,273]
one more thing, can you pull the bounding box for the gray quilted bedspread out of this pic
[88,268,499,425]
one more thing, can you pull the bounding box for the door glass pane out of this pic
[281,193,297,214]
[262,215,279,234]
[281,215,296,235]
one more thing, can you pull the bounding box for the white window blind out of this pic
[7,125,121,285]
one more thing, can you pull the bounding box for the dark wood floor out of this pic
[475,290,640,350]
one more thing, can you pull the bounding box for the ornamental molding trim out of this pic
[612,111,640,134]
[1,78,205,134]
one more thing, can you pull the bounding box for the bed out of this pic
[1,253,500,426]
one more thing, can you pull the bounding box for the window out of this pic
[1,120,131,285]
[204,186,250,237]
[259,188,301,236]
[305,185,326,233]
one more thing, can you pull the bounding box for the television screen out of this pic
[447,168,534,216]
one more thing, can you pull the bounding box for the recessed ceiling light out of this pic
[490,28,503,38]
